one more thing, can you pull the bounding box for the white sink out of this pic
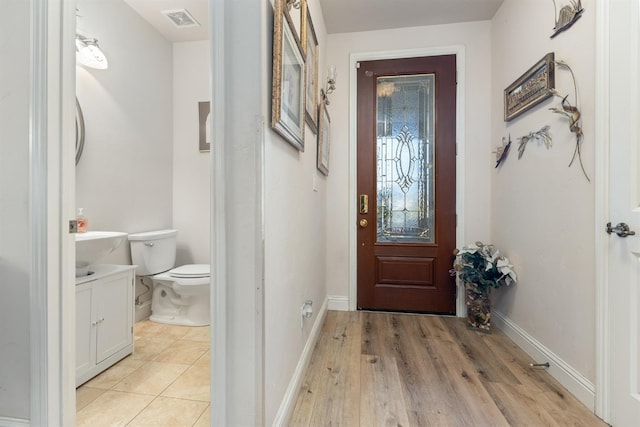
[75,231,128,277]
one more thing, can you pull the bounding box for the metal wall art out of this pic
[551,0,584,38]
[517,126,552,159]
[504,53,555,121]
[495,135,512,168]
[271,0,306,151]
[549,60,590,182]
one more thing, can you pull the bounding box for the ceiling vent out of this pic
[161,9,200,28]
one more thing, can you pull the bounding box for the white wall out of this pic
[491,0,596,384]
[263,0,330,423]
[325,21,493,298]
[0,0,32,420]
[173,41,211,265]
[75,0,173,265]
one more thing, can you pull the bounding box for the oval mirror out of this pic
[76,98,85,165]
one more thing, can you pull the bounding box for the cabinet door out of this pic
[76,284,95,379]
[95,272,132,364]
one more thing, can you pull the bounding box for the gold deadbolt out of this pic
[359,219,368,228]
[359,194,369,214]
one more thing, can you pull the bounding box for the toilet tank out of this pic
[128,229,177,276]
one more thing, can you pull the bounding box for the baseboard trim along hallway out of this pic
[272,298,329,426]
[493,309,595,410]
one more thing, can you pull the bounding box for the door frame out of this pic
[31,0,77,424]
[348,46,466,315]
[36,1,256,425]
[594,0,630,422]
[593,0,609,419]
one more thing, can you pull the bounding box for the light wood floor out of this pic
[291,311,607,427]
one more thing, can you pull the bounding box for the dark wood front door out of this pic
[356,55,457,314]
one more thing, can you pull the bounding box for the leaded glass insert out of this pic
[376,74,435,243]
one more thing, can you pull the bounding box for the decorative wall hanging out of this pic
[304,6,319,134]
[551,0,584,38]
[317,102,330,175]
[198,101,210,152]
[548,60,590,182]
[517,125,552,159]
[504,53,555,121]
[271,0,307,151]
[495,135,512,168]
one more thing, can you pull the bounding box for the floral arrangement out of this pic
[451,242,517,290]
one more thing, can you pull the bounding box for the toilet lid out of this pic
[169,264,210,278]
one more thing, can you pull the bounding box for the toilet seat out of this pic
[169,264,210,279]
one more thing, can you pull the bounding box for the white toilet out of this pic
[128,229,210,326]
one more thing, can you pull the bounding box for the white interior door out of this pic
[607,0,640,424]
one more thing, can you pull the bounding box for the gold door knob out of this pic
[359,219,368,228]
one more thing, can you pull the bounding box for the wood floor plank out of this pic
[289,330,331,426]
[359,354,412,427]
[305,311,361,426]
[341,313,362,426]
[392,315,469,426]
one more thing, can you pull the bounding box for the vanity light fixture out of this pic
[75,34,108,70]
[320,65,337,105]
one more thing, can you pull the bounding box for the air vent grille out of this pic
[161,9,200,28]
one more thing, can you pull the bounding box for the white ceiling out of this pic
[121,0,504,42]
[122,0,210,42]
[319,0,504,34]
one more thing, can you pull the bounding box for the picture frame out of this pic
[317,102,330,175]
[272,0,306,151]
[198,101,211,152]
[304,6,319,134]
[504,52,555,121]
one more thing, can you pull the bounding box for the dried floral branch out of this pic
[517,125,552,159]
[549,60,590,182]
[495,135,512,168]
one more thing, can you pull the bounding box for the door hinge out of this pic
[69,219,78,234]
[356,62,361,69]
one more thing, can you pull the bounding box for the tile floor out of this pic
[76,320,211,427]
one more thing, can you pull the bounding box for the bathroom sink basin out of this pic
[75,231,128,276]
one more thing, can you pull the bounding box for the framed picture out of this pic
[272,0,306,151]
[317,102,330,175]
[304,7,319,134]
[198,101,211,152]
[504,52,555,121]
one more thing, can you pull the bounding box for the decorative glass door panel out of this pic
[376,74,435,243]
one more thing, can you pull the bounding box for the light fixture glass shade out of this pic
[76,37,108,70]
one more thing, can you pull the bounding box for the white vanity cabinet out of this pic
[76,264,135,387]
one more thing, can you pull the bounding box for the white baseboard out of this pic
[493,310,595,411]
[272,297,328,426]
[0,416,30,426]
[327,295,349,311]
